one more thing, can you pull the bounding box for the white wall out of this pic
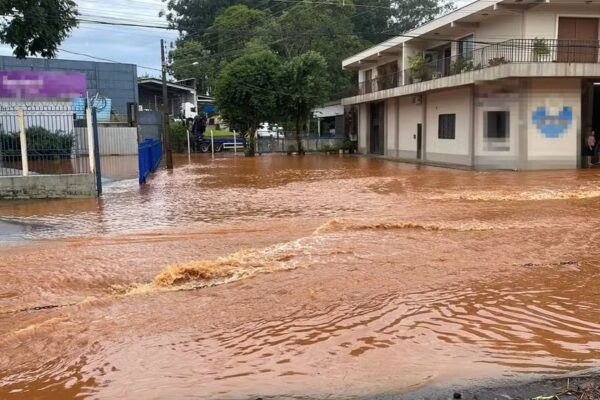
[385,98,397,156]
[475,13,524,44]
[527,78,580,162]
[398,95,422,156]
[425,86,471,156]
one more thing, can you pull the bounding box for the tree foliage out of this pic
[161,0,276,35]
[169,39,219,96]
[277,51,330,154]
[0,0,78,58]
[266,0,365,99]
[204,5,267,55]
[214,48,281,155]
[167,0,453,100]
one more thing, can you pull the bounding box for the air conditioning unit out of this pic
[413,95,422,105]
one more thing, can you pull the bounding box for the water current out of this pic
[0,154,599,399]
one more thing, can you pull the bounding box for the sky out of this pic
[0,0,471,78]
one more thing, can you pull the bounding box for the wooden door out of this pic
[557,17,599,62]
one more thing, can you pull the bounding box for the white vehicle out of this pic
[256,122,284,138]
[178,102,197,122]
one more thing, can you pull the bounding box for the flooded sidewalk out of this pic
[1,154,599,399]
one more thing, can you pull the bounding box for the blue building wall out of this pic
[0,56,138,115]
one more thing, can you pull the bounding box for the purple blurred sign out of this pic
[0,71,86,99]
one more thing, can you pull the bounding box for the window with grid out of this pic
[438,114,456,139]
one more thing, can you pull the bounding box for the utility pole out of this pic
[161,39,173,169]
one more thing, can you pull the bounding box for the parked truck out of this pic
[193,130,245,153]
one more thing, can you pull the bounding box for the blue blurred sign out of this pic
[72,97,112,122]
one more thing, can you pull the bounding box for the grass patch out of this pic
[207,129,241,138]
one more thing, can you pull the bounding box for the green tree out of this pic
[204,5,267,55]
[169,39,219,96]
[162,0,276,35]
[214,47,281,156]
[267,0,365,99]
[0,0,78,58]
[389,0,454,37]
[277,51,330,154]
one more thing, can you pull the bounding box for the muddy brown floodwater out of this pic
[1,154,600,400]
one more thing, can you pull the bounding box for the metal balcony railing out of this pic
[357,39,600,95]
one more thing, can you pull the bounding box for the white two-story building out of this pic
[342,0,600,169]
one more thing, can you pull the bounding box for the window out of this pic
[458,34,474,59]
[485,111,510,151]
[438,114,456,139]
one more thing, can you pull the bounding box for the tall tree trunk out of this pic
[246,124,256,157]
[295,113,303,155]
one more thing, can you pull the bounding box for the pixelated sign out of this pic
[0,71,86,99]
[532,106,573,138]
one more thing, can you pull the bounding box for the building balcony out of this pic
[346,39,600,105]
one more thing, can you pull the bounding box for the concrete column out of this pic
[17,108,28,176]
[469,85,475,167]
[518,78,529,170]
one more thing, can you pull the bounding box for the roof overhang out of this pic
[138,78,196,94]
[343,0,508,69]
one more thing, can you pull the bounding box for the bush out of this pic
[341,139,356,153]
[488,57,508,67]
[0,126,74,159]
[320,144,335,153]
[170,122,189,153]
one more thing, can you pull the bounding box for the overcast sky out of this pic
[0,0,471,78]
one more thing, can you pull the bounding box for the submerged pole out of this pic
[211,129,215,160]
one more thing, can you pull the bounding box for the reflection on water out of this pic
[1,154,599,399]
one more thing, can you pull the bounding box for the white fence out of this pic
[74,127,138,156]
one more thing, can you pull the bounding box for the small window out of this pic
[438,114,456,139]
[485,111,510,151]
[190,107,196,113]
[459,34,474,59]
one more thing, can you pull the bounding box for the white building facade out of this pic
[342,0,600,169]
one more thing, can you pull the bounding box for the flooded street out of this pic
[1,154,600,399]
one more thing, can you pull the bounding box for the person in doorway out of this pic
[585,128,596,167]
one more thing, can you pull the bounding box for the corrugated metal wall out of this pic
[0,57,138,115]
[74,127,138,155]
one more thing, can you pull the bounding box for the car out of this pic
[256,122,284,139]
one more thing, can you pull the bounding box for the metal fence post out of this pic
[92,107,102,196]
[16,107,28,176]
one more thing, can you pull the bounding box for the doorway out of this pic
[369,102,384,155]
[557,17,599,63]
[581,80,600,167]
[416,123,423,159]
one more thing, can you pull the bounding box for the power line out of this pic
[59,49,162,71]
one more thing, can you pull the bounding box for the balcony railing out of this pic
[357,39,600,95]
